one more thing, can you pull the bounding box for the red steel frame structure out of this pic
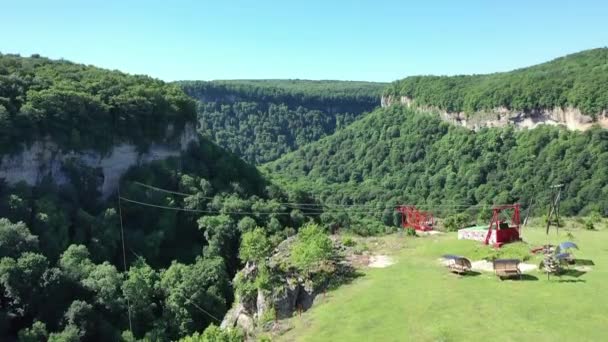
[484,204,521,246]
[396,205,434,231]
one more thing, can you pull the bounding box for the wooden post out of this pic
[546,184,563,235]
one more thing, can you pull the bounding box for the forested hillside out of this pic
[265,105,608,218]
[0,56,320,341]
[384,48,608,116]
[0,53,195,152]
[179,80,386,163]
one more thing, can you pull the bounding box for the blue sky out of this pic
[1,0,607,82]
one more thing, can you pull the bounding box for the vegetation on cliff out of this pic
[0,134,328,340]
[0,53,196,151]
[384,48,608,116]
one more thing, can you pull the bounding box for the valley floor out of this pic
[275,226,608,342]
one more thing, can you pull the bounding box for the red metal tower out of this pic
[396,205,434,231]
[484,204,521,246]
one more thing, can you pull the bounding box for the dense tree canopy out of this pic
[0,53,196,151]
[0,133,322,340]
[179,80,385,163]
[265,106,608,218]
[2,48,607,341]
[385,48,608,116]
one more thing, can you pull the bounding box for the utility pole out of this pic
[523,196,535,227]
[545,184,563,235]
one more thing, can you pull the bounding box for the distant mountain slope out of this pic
[179,80,386,164]
[384,48,608,129]
[265,105,608,216]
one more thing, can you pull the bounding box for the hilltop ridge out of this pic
[383,48,608,130]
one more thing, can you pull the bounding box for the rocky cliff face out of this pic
[0,124,198,198]
[381,95,608,131]
[221,236,356,335]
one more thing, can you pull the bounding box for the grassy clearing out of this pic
[277,224,608,341]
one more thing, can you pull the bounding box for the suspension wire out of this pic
[119,196,381,215]
[129,181,504,210]
[117,183,133,334]
[175,291,222,323]
[118,198,227,326]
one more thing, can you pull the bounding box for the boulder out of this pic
[220,303,244,329]
[255,289,269,320]
[297,281,316,310]
[236,313,255,334]
[272,281,299,319]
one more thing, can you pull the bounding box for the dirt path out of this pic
[470,260,538,273]
[368,255,395,268]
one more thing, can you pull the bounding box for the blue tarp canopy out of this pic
[558,242,578,251]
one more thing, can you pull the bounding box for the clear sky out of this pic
[1,0,607,82]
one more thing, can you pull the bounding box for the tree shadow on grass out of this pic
[325,263,365,291]
[573,259,595,266]
[561,269,586,278]
[458,271,481,277]
[519,274,539,281]
[499,274,539,281]
[555,279,586,283]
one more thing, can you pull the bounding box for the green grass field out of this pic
[277,224,608,342]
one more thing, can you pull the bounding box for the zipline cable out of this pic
[130,181,504,210]
[117,183,133,334]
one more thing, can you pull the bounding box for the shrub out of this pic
[183,324,243,342]
[589,211,602,223]
[584,219,595,230]
[353,242,369,255]
[233,271,257,302]
[443,213,471,232]
[239,227,271,263]
[341,236,356,247]
[405,228,417,236]
[290,223,334,273]
[258,307,276,326]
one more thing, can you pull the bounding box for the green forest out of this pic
[384,48,608,116]
[0,55,326,341]
[0,53,195,152]
[266,105,608,218]
[2,49,608,341]
[179,80,385,163]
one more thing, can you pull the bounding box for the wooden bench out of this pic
[443,256,472,275]
[493,259,521,280]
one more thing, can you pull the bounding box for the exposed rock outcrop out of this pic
[221,237,355,334]
[380,95,608,131]
[0,123,198,198]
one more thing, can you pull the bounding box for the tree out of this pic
[48,325,82,342]
[82,262,124,313]
[290,223,333,273]
[0,219,38,258]
[197,215,239,272]
[178,324,243,342]
[31,197,70,259]
[89,209,120,263]
[59,244,94,281]
[18,321,48,342]
[236,216,256,233]
[63,300,94,336]
[160,257,229,340]
[0,252,49,317]
[239,227,271,264]
[122,258,160,337]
